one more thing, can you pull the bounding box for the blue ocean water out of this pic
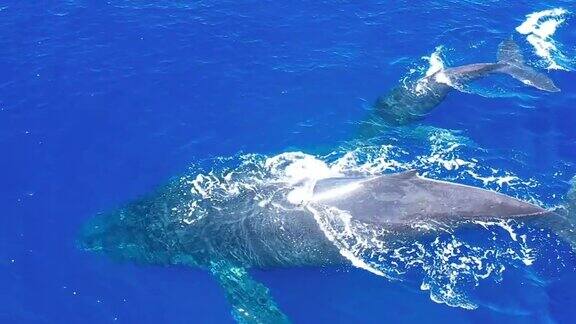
[2,1,576,323]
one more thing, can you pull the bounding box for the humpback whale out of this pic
[78,39,569,323]
[373,39,559,125]
[79,169,570,322]
[80,170,551,267]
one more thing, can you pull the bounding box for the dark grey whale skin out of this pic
[312,170,550,227]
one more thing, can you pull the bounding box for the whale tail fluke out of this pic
[496,38,560,92]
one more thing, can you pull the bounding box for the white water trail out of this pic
[516,8,571,70]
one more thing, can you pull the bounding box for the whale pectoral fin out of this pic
[209,260,290,324]
[497,38,560,92]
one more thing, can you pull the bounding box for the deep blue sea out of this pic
[2,1,576,323]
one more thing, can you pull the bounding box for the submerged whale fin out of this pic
[532,176,576,251]
[496,38,560,92]
[209,260,290,323]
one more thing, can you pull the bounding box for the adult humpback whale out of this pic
[79,169,572,322]
[372,39,559,125]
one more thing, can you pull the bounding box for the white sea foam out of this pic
[265,152,341,205]
[414,46,455,94]
[465,170,519,187]
[412,46,465,96]
[516,8,571,70]
[425,47,446,78]
[307,204,387,277]
[473,220,536,266]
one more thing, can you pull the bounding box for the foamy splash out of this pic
[410,46,464,94]
[424,47,446,78]
[414,46,459,94]
[516,8,571,70]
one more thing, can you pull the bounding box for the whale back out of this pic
[311,171,549,225]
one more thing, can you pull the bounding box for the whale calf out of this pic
[373,39,559,125]
[79,170,562,322]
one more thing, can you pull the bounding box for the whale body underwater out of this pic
[80,170,553,269]
[79,39,570,322]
